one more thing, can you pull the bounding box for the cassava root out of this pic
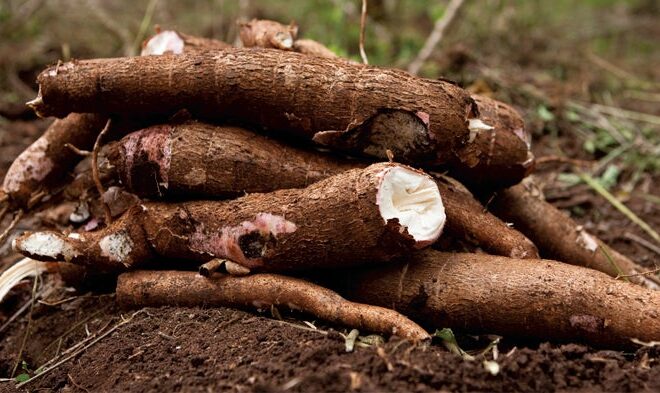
[236,21,535,188]
[326,250,660,348]
[116,270,430,341]
[29,48,477,167]
[14,163,446,272]
[2,113,107,207]
[489,180,660,289]
[82,121,538,259]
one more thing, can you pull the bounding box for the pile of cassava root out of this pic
[1,20,658,348]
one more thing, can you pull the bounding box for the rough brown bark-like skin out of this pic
[15,163,436,272]
[2,113,107,207]
[432,174,539,258]
[239,19,298,50]
[451,94,535,189]
[293,39,340,59]
[31,49,476,165]
[117,270,430,341]
[107,121,359,198]
[175,32,231,51]
[70,121,536,259]
[330,250,660,349]
[489,181,660,289]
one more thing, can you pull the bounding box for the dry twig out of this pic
[407,0,465,75]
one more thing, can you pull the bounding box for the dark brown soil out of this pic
[0,296,658,393]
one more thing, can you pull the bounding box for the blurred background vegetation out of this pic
[1,0,658,192]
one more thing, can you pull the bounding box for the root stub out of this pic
[116,270,430,342]
[329,250,660,348]
[14,163,445,272]
[30,48,475,166]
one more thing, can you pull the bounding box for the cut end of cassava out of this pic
[141,30,185,56]
[377,166,445,247]
[0,258,47,303]
[13,232,79,262]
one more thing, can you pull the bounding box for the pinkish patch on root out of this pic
[3,137,54,193]
[121,126,172,190]
[569,314,606,333]
[415,111,430,127]
[190,213,297,268]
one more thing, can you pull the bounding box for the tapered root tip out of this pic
[0,258,47,302]
[377,166,445,247]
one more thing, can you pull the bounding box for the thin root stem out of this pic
[64,143,91,157]
[92,119,113,225]
[0,209,23,247]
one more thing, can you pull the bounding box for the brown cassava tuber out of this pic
[14,163,446,272]
[79,121,537,259]
[236,21,535,188]
[326,250,660,348]
[489,180,660,289]
[117,270,430,341]
[239,19,298,51]
[28,49,477,167]
[2,113,107,207]
[450,94,535,189]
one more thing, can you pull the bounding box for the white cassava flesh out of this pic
[141,31,185,56]
[467,118,494,143]
[13,232,76,261]
[377,166,445,244]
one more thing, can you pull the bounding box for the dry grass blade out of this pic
[359,0,369,64]
[407,0,465,75]
[579,173,659,244]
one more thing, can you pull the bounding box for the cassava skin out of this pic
[234,26,532,187]
[432,173,539,258]
[451,94,535,189]
[105,121,359,198]
[116,270,430,341]
[60,120,536,259]
[238,19,339,59]
[93,121,537,258]
[2,113,107,207]
[328,250,660,349]
[489,180,660,289]
[14,163,444,272]
[239,19,298,50]
[293,39,340,59]
[29,48,477,166]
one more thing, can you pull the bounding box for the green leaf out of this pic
[537,105,555,122]
[434,328,475,361]
[15,373,30,383]
[599,165,620,190]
